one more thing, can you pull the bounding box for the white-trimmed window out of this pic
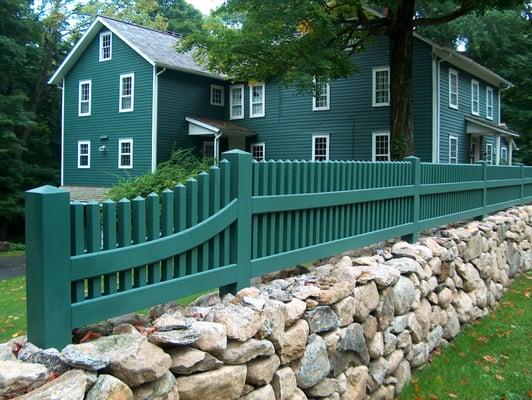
[249,83,265,118]
[312,77,330,111]
[118,139,133,169]
[486,143,493,164]
[471,79,479,115]
[230,84,244,120]
[251,143,265,161]
[449,69,459,109]
[78,80,91,116]
[312,134,329,161]
[119,73,134,112]
[372,132,390,161]
[78,141,90,168]
[210,84,224,106]
[486,86,494,120]
[449,136,458,164]
[203,141,214,158]
[99,31,112,61]
[372,67,390,107]
[500,146,508,164]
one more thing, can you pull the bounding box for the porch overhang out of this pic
[465,116,520,139]
[186,116,256,138]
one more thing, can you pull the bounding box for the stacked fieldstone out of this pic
[1,206,531,400]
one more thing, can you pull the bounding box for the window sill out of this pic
[312,107,330,112]
[372,103,389,108]
[119,109,134,113]
[250,114,265,119]
[229,116,244,120]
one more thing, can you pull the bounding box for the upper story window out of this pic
[471,80,480,116]
[210,84,224,106]
[249,83,265,118]
[449,136,458,164]
[372,67,390,107]
[78,141,90,168]
[251,143,265,161]
[118,139,133,169]
[486,86,494,120]
[372,132,390,161]
[119,73,134,112]
[99,32,112,61]
[230,84,244,120]
[485,143,493,164]
[78,80,92,116]
[449,69,459,109]
[312,77,330,111]
[312,134,329,161]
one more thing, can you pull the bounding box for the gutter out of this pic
[151,67,167,172]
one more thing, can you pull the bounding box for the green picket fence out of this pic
[25,150,532,349]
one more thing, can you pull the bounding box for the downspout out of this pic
[151,67,167,172]
[214,132,222,162]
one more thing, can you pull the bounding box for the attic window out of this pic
[100,32,112,61]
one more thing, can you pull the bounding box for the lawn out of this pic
[400,271,532,400]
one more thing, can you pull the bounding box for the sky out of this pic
[185,0,225,15]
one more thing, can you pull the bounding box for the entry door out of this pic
[470,137,480,163]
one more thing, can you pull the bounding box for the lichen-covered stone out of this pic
[132,370,179,400]
[246,354,280,385]
[17,369,86,400]
[271,367,297,400]
[217,339,275,364]
[207,304,264,342]
[0,360,51,398]
[176,365,246,400]
[280,319,309,364]
[294,334,330,389]
[167,346,222,375]
[85,374,133,400]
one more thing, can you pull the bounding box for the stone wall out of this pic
[1,206,531,400]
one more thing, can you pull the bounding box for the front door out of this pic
[470,136,480,163]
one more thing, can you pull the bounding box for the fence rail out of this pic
[25,151,532,349]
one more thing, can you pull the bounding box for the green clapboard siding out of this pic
[224,36,434,162]
[63,28,153,187]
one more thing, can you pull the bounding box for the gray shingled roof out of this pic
[101,16,215,77]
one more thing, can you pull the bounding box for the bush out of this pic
[108,148,212,200]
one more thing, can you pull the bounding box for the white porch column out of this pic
[495,135,501,165]
[508,138,513,166]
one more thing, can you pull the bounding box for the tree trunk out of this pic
[389,2,415,160]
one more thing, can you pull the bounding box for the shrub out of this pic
[108,148,212,200]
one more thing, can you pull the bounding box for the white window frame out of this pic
[118,139,133,169]
[78,80,92,117]
[500,146,508,164]
[471,79,480,116]
[119,73,135,112]
[372,131,390,161]
[312,134,330,161]
[249,83,265,118]
[312,77,330,111]
[486,143,493,164]
[251,142,265,161]
[229,84,244,120]
[448,69,459,109]
[77,140,90,168]
[203,140,214,158]
[99,31,112,62]
[486,86,494,120]
[449,136,458,164]
[372,67,390,107]
[210,84,224,106]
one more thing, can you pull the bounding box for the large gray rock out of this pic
[241,384,276,400]
[246,354,280,385]
[132,370,179,400]
[393,360,411,394]
[0,342,15,361]
[391,277,416,315]
[272,367,297,400]
[17,369,87,400]
[285,298,307,327]
[452,291,474,323]
[385,258,419,274]
[391,242,433,261]
[307,374,347,397]
[332,296,357,327]
[410,342,428,368]
[341,366,368,400]
[217,339,275,364]
[148,328,201,347]
[62,335,171,387]
[354,265,400,287]
[456,262,483,292]
[318,282,353,305]
[443,305,461,339]
[352,281,380,321]
[0,360,51,398]
[191,321,227,352]
[152,312,194,331]
[167,346,223,375]
[367,357,388,392]
[463,234,484,261]
[280,320,309,364]
[260,299,287,350]
[338,323,370,366]
[85,374,133,400]
[17,343,69,375]
[176,365,247,400]
[295,334,330,389]
[367,331,384,360]
[207,304,264,342]
[375,288,395,330]
[305,306,340,333]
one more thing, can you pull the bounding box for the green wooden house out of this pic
[48,16,521,197]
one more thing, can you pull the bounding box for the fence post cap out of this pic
[26,185,66,195]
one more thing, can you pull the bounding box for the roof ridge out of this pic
[97,15,183,39]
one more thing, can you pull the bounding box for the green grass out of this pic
[0,277,26,342]
[0,243,25,258]
[400,271,532,400]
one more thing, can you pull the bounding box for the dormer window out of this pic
[100,32,112,61]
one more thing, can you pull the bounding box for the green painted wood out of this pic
[173,184,187,278]
[70,201,85,302]
[86,201,101,298]
[186,178,198,276]
[25,186,72,349]
[161,189,174,280]
[402,156,420,243]
[198,172,210,273]
[102,200,117,295]
[209,166,221,269]
[117,199,132,291]
[220,160,231,266]
[146,193,161,284]
[132,196,147,287]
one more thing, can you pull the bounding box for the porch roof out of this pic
[465,116,520,139]
[186,116,255,137]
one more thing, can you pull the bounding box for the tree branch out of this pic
[414,2,476,26]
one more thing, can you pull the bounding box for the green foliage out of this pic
[0,277,26,342]
[400,272,532,399]
[108,148,212,200]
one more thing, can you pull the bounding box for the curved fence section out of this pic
[25,151,532,349]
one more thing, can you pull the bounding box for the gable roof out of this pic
[49,16,219,85]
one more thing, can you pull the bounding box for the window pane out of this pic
[375,69,389,105]
[80,102,89,114]
[314,137,328,160]
[252,145,264,161]
[122,77,131,96]
[314,78,329,109]
[81,84,90,101]
[121,96,132,110]
[374,134,389,161]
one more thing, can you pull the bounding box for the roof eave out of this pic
[155,62,224,80]
[465,116,520,138]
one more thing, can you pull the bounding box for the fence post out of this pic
[475,161,487,219]
[403,156,420,243]
[25,185,71,349]
[220,150,253,295]
[515,163,525,205]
